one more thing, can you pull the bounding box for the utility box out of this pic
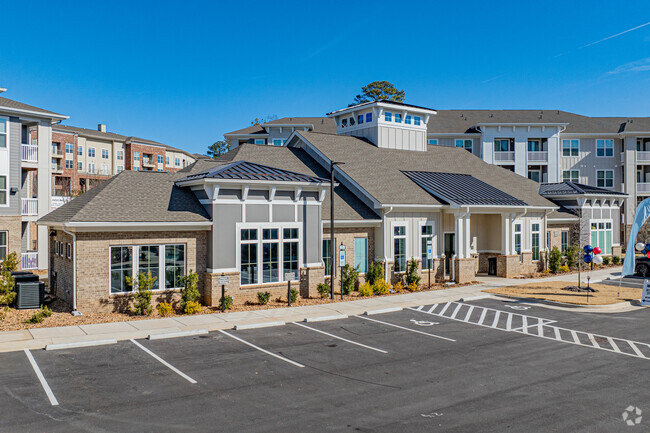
[15,281,45,309]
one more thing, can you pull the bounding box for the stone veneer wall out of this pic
[0,216,22,268]
[71,230,208,313]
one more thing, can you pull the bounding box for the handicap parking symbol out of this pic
[505,305,530,311]
[410,319,439,326]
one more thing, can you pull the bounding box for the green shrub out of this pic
[290,288,299,303]
[157,302,173,316]
[406,282,419,292]
[0,252,19,307]
[257,291,271,305]
[549,246,562,273]
[612,255,621,265]
[126,271,156,316]
[184,300,201,314]
[220,295,233,310]
[317,283,330,298]
[602,256,611,266]
[366,260,384,286]
[373,279,390,295]
[565,245,579,269]
[341,264,360,295]
[559,265,570,273]
[405,259,421,286]
[25,305,52,324]
[179,270,200,311]
[393,281,404,293]
[358,282,373,297]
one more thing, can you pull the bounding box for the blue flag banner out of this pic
[622,198,650,276]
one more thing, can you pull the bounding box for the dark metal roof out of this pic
[402,171,528,206]
[177,160,330,184]
[539,181,626,196]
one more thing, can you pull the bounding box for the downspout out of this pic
[382,206,393,281]
[62,226,77,312]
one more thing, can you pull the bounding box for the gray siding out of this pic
[210,203,242,269]
[0,117,21,216]
[246,204,269,222]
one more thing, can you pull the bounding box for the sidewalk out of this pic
[0,267,628,353]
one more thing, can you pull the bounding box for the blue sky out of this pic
[1,0,649,154]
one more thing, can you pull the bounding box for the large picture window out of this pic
[165,245,186,289]
[240,225,300,285]
[110,246,133,293]
[110,244,185,294]
[138,245,160,290]
[393,225,407,273]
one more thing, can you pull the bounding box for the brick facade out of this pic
[0,216,23,268]
[323,226,376,289]
[126,143,167,172]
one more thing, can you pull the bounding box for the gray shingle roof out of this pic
[539,181,626,196]
[225,117,336,136]
[178,160,330,183]
[403,171,528,206]
[0,96,67,119]
[39,171,210,224]
[295,131,555,208]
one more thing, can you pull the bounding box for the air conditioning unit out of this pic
[15,281,45,309]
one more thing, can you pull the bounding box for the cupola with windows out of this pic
[326,101,436,151]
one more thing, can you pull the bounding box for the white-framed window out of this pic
[514,223,522,258]
[0,117,7,148]
[562,139,579,157]
[366,112,372,123]
[596,139,614,157]
[414,116,421,126]
[456,139,473,152]
[88,147,95,158]
[165,156,170,165]
[323,239,332,276]
[65,143,74,154]
[109,244,186,294]
[65,159,74,169]
[239,224,300,286]
[272,139,286,146]
[384,112,392,122]
[254,139,265,145]
[0,231,7,260]
[157,155,164,164]
[66,243,71,259]
[561,231,569,252]
[528,170,541,183]
[531,222,541,261]
[357,114,364,124]
[597,170,614,188]
[420,222,435,270]
[394,113,402,123]
[117,150,124,161]
[117,166,123,173]
[392,224,407,273]
[590,220,613,255]
[77,145,83,156]
[78,162,83,171]
[102,149,109,159]
[405,115,412,125]
[88,163,96,174]
[562,170,579,182]
[427,139,438,145]
[134,151,140,161]
[0,176,6,205]
[59,241,64,256]
[494,138,514,152]
[101,164,109,174]
[134,167,140,171]
[175,157,180,166]
[354,237,368,274]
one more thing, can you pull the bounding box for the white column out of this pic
[36,122,52,270]
[464,213,471,257]
[455,213,464,259]
[503,213,511,255]
[511,216,517,255]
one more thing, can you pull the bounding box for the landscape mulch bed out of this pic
[0,281,477,332]
[515,264,620,279]
[485,280,641,305]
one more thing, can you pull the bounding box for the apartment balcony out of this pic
[51,149,63,159]
[21,251,38,270]
[638,152,650,163]
[21,144,38,163]
[527,151,548,163]
[142,158,155,168]
[51,164,63,174]
[637,183,650,194]
[21,198,38,216]
[494,151,515,162]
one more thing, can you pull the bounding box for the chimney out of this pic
[98,124,106,133]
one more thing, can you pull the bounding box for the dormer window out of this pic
[366,113,372,123]
[349,117,355,126]
[414,116,421,126]
[394,114,402,123]
[358,114,364,124]
[385,112,392,122]
[405,115,411,125]
[342,118,348,127]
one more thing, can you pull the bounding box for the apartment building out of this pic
[225,108,650,245]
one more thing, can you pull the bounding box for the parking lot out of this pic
[2,298,650,432]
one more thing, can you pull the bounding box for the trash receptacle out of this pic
[488,257,497,276]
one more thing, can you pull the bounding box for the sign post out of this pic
[642,279,650,306]
[285,272,296,306]
[217,274,230,312]
[427,240,433,290]
[339,245,346,300]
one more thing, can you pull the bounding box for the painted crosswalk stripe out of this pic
[491,311,501,328]
[537,322,544,337]
[506,313,513,331]
[438,302,452,316]
[218,330,305,368]
[608,337,622,353]
[477,308,487,326]
[291,322,388,354]
[554,327,562,341]
[628,341,645,358]
[130,339,198,383]
[521,316,528,334]
[426,304,438,314]
[587,334,600,348]
[570,330,581,344]
[463,306,474,322]
[24,349,58,406]
[416,305,424,311]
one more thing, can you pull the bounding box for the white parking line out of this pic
[426,304,438,314]
[218,330,305,368]
[130,339,197,384]
[608,337,622,353]
[477,308,487,326]
[491,311,501,328]
[463,306,474,322]
[449,303,462,320]
[24,349,58,406]
[291,322,388,354]
[587,334,600,348]
[355,315,456,342]
[628,341,645,358]
[438,302,452,316]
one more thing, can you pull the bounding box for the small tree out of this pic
[0,252,19,306]
[207,141,230,159]
[353,81,405,105]
[178,270,200,310]
[366,260,384,286]
[405,259,421,287]
[565,245,579,269]
[341,264,360,295]
[126,271,156,316]
[548,246,562,273]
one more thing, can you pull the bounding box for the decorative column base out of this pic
[454,258,475,284]
[497,255,521,278]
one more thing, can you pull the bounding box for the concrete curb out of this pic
[363,307,403,315]
[45,339,118,351]
[304,314,348,322]
[147,329,208,340]
[234,321,286,330]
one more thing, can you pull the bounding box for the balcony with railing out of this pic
[638,152,650,163]
[52,162,63,174]
[51,145,63,159]
[21,144,38,163]
[21,251,38,270]
[637,183,650,194]
[494,151,515,162]
[21,198,38,216]
[527,151,548,162]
